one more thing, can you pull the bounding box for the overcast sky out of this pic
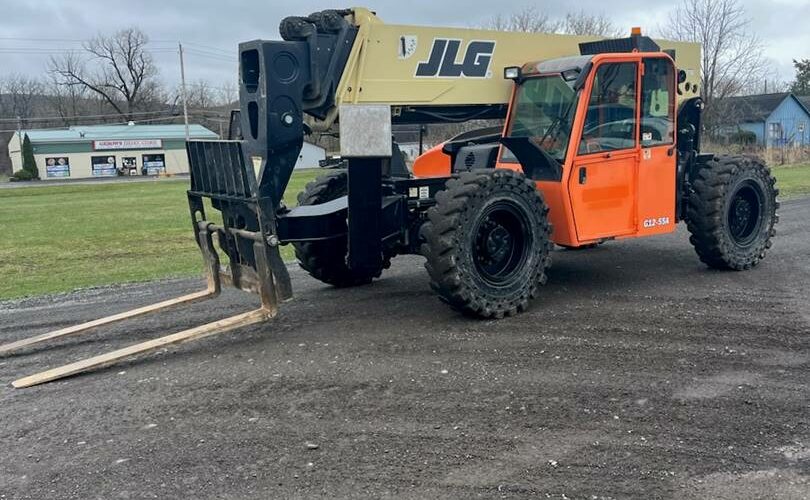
[1,0,807,90]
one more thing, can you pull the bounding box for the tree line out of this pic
[0,28,236,134]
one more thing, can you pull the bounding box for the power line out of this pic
[62,114,215,132]
[6,112,228,132]
[182,82,239,94]
[0,37,86,42]
[186,109,232,116]
[0,37,233,52]
[183,49,237,63]
[181,42,232,55]
[0,48,179,56]
[0,48,83,54]
[4,111,228,125]
[0,37,186,48]
[0,109,181,123]
[183,47,236,58]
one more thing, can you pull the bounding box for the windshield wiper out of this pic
[536,99,577,161]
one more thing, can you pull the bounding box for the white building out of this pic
[9,124,218,180]
[295,142,326,170]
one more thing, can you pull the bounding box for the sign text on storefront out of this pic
[93,139,163,150]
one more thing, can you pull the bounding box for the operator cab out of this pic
[501,47,677,176]
[498,35,679,246]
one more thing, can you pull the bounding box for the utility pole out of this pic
[16,115,22,162]
[179,42,190,142]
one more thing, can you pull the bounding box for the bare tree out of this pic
[216,82,238,107]
[485,6,560,33]
[49,28,160,121]
[660,0,766,133]
[561,10,621,37]
[0,75,44,128]
[43,74,90,127]
[186,80,217,109]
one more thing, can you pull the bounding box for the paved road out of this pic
[1,198,809,499]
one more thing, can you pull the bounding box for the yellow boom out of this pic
[313,7,701,128]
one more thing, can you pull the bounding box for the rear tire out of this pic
[686,155,778,270]
[421,169,553,319]
[293,170,390,287]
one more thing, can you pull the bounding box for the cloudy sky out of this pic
[1,0,807,89]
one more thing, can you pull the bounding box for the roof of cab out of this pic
[522,55,594,77]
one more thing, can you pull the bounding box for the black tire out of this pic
[421,169,553,319]
[686,154,779,270]
[293,170,390,287]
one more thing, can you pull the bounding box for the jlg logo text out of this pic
[415,39,496,78]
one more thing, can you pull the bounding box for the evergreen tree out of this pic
[12,134,39,181]
[22,134,38,179]
[791,59,810,95]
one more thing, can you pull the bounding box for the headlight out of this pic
[504,66,521,80]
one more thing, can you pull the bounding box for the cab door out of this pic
[636,56,677,236]
[569,61,639,242]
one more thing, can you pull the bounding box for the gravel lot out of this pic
[1,198,809,499]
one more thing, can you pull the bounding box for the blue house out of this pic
[724,93,810,147]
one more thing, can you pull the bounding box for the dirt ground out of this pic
[1,198,809,499]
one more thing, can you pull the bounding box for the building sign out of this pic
[93,139,162,150]
[142,154,166,175]
[45,157,70,178]
[91,155,117,177]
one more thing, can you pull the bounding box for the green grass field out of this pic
[1,164,808,300]
[772,163,810,199]
[0,170,320,300]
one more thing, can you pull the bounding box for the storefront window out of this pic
[91,156,117,177]
[142,154,166,175]
[45,157,71,178]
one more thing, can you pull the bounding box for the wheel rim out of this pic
[726,180,764,247]
[472,201,532,286]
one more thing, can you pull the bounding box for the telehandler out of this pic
[2,8,777,387]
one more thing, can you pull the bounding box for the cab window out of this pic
[641,58,675,146]
[502,75,578,163]
[579,62,637,155]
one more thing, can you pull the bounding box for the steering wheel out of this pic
[582,137,602,154]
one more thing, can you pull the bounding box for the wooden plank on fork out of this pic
[0,221,223,358]
[11,307,275,389]
[0,289,217,356]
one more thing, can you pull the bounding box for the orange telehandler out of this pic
[1,8,777,387]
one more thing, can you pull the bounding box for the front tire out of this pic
[421,169,553,319]
[686,155,778,270]
[293,170,390,287]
